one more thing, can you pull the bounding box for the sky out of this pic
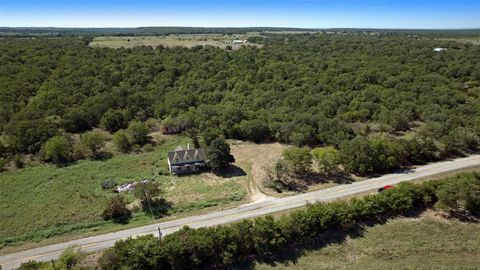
[0,0,479,29]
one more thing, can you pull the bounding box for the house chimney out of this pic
[187,143,190,149]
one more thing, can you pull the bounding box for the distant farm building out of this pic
[232,40,247,44]
[167,144,207,175]
[433,48,447,52]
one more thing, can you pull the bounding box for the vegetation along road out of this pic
[1,154,480,269]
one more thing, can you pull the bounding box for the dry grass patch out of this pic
[254,212,480,269]
[89,34,263,50]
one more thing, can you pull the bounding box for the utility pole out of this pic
[144,189,154,218]
[158,227,163,243]
[51,259,57,270]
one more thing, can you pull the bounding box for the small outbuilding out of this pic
[167,144,207,175]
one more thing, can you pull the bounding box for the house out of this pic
[167,144,207,174]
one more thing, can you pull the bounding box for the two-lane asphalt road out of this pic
[1,154,480,269]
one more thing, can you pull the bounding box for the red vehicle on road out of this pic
[378,185,394,192]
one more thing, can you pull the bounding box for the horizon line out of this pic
[1,26,479,31]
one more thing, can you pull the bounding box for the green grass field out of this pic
[255,212,480,269]
[0,135,247,250]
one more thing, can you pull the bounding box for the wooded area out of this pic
[0,33,479,174]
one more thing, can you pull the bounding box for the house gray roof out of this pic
[167,146,206,165]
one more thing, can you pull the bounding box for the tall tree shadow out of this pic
[216,164,247,178]
[143,198,173,218]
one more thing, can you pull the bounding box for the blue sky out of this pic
[0,0,479,29]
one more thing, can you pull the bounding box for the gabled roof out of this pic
[168,146,206,165]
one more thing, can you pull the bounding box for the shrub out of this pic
[58,247,84,270]
[127,121,150,146]
[265,159,290,192]
[102,196,132,223]
[99,234,166,270]
[434,173,480,213]
[17,260,45,270]
[12,154,24,168]
[6,119,58,154]
[0,158,6,172]
[101,109,126,133]
[113,130,131,153]
[80,131,106,159]
[42,135,72,164]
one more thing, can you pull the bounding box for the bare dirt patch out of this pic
[230,141,288,200]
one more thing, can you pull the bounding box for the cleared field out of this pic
[0,135,247,250]
[255,211,480,269]
[89,34,262,49]
[438,36,480,45]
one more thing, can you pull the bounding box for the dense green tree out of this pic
[207,138,235,173]
[369,136,406,172]
[233,119,270,143]
[311,146,340,174]
[340,136,405,175]
[6,119,57,154]
[127,121,150,146]
[406,135,439,164]
[340,137,375,175]
[42,135,72,164]
[201,128,221,146]
[101,109,126,132]
[282,147,312,175]
[317,118,356,147]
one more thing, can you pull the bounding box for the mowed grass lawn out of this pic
[0,136,247,249]
[255,212,480,269]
